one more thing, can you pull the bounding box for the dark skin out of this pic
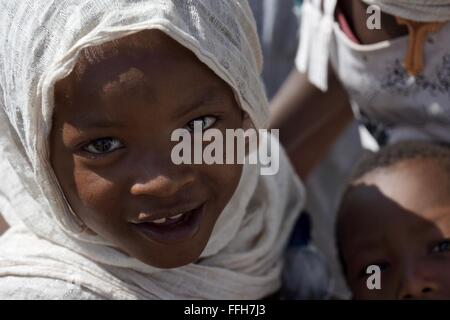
[270,68,353,179]
[270,1,409,179]
[338,159,450,299]
[50,30,244,269]
[340,1,408,45]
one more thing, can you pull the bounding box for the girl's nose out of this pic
[129,161,196,198]
[397,263,438,299]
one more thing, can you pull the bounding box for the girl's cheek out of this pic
[73,169,119,211]
[214,163,241,196]
[72,178,125,235]
[429,259,450,286]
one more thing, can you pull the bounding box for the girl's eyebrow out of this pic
[77,120,127,129]
[70,114,127,129]
[175,85,223,119]
[68,84,226,128]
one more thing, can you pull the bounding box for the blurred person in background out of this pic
[271,0,450,298]
[250,0,361,299]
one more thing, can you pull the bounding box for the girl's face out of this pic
[50,30,244,268]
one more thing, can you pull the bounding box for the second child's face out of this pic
[50,30,244,268]
[339,159,450,299]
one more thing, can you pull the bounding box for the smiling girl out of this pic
[0,1,305,299]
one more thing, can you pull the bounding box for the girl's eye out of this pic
[185,116,217,132]
[82,137,124,155]
[430,239,450,254]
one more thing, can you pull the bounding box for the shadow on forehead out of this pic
[73,29,196,81]
[336,183,446,275]
[339,183,446,227]
[54,29,199,107]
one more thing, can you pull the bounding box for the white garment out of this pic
[296,0,450,150]
[297,0,450,91]
[331,21,450,150]
[296,0,337,91]
[0,0,305,299]
[0,275,103,300]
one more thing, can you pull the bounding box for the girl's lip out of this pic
[131,204,204,245]
[132,202,204,224]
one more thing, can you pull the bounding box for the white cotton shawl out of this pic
[0,0,305,299]
[296,0,450,91]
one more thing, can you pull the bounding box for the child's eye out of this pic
[430,239,450,254]
[185,116,217,132]
[82,137,124,155]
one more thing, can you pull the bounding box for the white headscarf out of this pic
[296,0,450,91]
[0,0,305,299]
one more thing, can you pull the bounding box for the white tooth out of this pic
[152,218,166,224]
[169,213,184,220]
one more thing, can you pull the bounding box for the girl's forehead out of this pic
[55,30,211,103]
[53,32,238,123]
[72,30,197,82]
